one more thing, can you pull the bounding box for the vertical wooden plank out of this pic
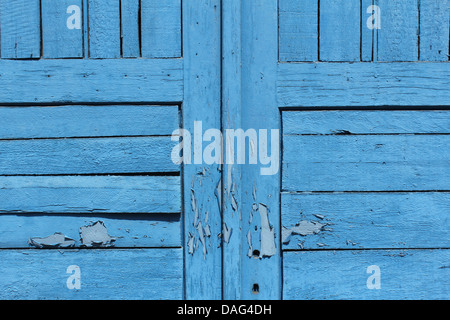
[279,0,318,62]
[361,0,374,61]
[320,0,360,61]
[82,0,89,57]
[183,0,222,299]
[0,0,41,59]
[89,0,120,58]
[141,0,181,58]
[376,0,418,61]
[241,0,281,299]
[222,0,243,299]
[419,0,450,61]
[42,0,83,58]
[121,0,140,58]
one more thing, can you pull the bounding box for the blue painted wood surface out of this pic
[0,176,180,214]
[141,0,181,58]
[240,0,281,299]
[361,0,374,61]
[0,0,41,59]
[0,59,183,103]
[0,105,179,139]
[0,249,183,300]
[88,0,121,58]
[0,0,448,300]
[278,63,450,107]
[0,137,178,174]
[121,0,140,58]
[376,0,419,61]
[279,0,318,62]
[182,0,222,299]
[281,192,450,250]
[222,0,244,299]
[320,0,360,61]
[283,111,450,135]
[284,249,450,300]
[419,0,450,61]
[0,213,181,248]
[42,0,83,58]
[283,134,450,192]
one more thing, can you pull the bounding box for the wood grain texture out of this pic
[283,111,450,135]
[121,0,141,58]
[0,249,182,299]
[0,0,41,59]
[376,0,419,61]
[0,59,183,103]
[320,0,360,61]
[361,0,374,61]
[0,176,180,214]
[277,62,450,107]
[141,0,181,58]
[283,134,450,192]
[89,0,121,58]
[241,0,281,299]
[0,213,181,248]
[281,192,450,250]
[42,0,83,58]
[183,0,222,299]
[419,0,450,61]
[222,0,243,299]
[0,136,178,174]
[279,0,318,62]
[0,105,178,139]
[283,249,450,300]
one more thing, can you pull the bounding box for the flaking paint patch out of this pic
[197,221,207,259]
[223,223,232,244]
[214,178,222,212]
[187,232,195,254]
[79,221,116,247]
[247,229,253,257]
[282,220,327,244]
[258,203,276,257]
[28,232,75,248]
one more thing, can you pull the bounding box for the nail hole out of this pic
[252,283,259,294]
[252,250,260,258]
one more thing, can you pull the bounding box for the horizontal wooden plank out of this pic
[0,176,180,214]
[281,192,450,250]
[282,135,450,191]
[0,213,180,248]
[283,249,450,299]
[0,105,179,139]
[0,136,178,174]
[277,63,450,107]
[0,249,182,299]
[278,0,318,62]
[283,111,450,135]
[0,59,183,103]
[141,0,182,58]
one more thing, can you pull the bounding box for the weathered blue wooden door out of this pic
[1,0,449,301]
[0,0,222,299]
[220,0,449,299]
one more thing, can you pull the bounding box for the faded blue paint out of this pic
[0,0,448,300]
